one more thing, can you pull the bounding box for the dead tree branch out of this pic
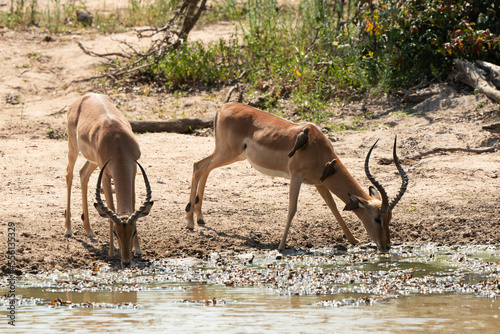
[74,0,208,84]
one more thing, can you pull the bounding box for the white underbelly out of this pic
[246,155,290,179]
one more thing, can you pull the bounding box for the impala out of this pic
[65,93,153,266]
[186,102,408,251]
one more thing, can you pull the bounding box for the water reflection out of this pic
[60,290,137,305]
[2,285,498,333]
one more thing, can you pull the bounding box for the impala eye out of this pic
[374,217,382,225]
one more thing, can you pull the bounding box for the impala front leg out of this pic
[315,184,358,245]
[278,175,303,251]
[133,234,142,256]
[65,148,78,237]
[79,161,98,237]
[102,173,116,257]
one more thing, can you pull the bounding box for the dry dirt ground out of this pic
[1,3,500,274]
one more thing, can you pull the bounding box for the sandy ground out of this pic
[1,3,500,274]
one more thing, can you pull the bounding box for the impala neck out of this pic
[108,157,137,216]
[322,159,369,204]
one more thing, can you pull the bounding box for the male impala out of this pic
[65,93,153,266]
[186,102,408,251]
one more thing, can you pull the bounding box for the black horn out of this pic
[365,139,390,213]
[388,136,408,211]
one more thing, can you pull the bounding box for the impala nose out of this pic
[122,261,132,268]
[377,243,390,252]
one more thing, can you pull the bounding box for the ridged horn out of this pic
[388,136,408,211]
[95,158,122,225]
[126,160,152,225]
[365,139,390,213]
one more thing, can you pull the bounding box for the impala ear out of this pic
[343,194,363,211]
[139,201,154,217]
[94,202,109,217]
[369,186,381,200]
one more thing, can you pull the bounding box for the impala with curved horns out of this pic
[65,93,153,267]
[186,102,408,251]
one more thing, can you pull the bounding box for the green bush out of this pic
[149,39,243,90]
[143,0,499,119]
[359,0,500,87]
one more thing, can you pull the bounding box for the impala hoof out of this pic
[197,219,205,225]
[64,229,72,237]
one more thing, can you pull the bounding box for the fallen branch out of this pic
[475,60,500,89]
[129,117,213,133]
[454,59,500,102]
[379,146,496,164]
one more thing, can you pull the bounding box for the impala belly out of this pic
[244,144,291,179]
[246,158,291,179]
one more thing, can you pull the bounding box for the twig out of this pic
[77,41,130,59]
[18,69,29,77]
[379,146,496,164]
[49,105,67,116]
[71,73,114,84]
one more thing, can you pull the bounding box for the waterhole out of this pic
[1,245,499,333]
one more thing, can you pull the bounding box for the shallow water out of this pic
[1,245,499,333]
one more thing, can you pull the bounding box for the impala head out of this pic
[343,137,408,252]
[94,158,153,267]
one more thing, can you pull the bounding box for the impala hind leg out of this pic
[79,161,98,237]
[315,184,358,245]
[186,152,242,229]
[193,170,212,225]
[186,155,213,229]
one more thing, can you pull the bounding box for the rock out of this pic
[77,9,93,27]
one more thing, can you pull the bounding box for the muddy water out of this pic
[1,245,499,333]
